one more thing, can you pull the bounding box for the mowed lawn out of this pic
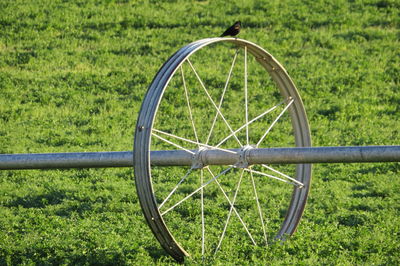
[0,0,399,264]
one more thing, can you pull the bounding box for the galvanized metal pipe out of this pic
[0,146,399,170]
[0,151,133,170]
[202,146,400,165]
[0,150,193,170]
[248,145,400,164]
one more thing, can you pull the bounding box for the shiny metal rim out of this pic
[134,38,312,262]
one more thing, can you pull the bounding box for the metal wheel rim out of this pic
[134,38,312,262]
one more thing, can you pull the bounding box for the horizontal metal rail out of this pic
[0,146,399,170]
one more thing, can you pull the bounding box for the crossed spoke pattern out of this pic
[151,46,301,258]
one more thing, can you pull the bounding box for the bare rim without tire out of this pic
[134,38,312,261]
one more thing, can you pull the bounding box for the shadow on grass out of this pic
[4,190,69,209]
[337,213,368,227]
[352,163,399,175]
[4,189,97,217]
[144,245,171,262]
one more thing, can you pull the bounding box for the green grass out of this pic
[0,0,399,264]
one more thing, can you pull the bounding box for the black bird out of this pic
[220,21,241,37]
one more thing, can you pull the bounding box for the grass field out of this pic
[0,0,399,264]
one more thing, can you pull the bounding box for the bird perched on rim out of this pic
[220,21,241,37]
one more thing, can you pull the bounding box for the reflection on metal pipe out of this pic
[0,146,399,170]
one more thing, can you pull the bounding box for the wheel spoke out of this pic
[261,164,303,187]
[256,98,295,147]
[206,49,239,145]
[152,132,195,155]
[206,167,257,246]
[200,169,205,259]
[158,168,193,210]
[186,59,243,147]
[244,45,249,145]
[153,128,237,154]
[216,101,285,148]
[244,167,303,188]
[161,166,233,216]
[250,170,268,245]
[181,66,200,146]
[214,169,245,255]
